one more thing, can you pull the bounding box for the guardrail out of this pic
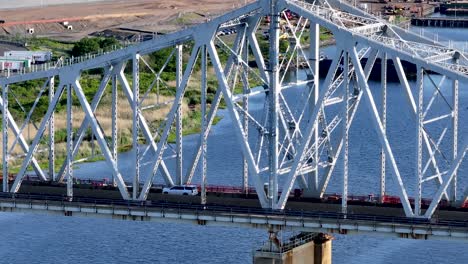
[0,191,466,229]
[14,176,468,210]
[0,39,144,77]
[256,232,318,254]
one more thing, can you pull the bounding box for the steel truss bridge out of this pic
[0,0,468,225]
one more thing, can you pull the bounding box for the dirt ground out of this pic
[0,0,253,41]
[0,42,26,54]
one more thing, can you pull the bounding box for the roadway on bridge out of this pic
[4,183,467,223]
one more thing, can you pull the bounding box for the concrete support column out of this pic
[313,234,332,264]
[253,232,332,264]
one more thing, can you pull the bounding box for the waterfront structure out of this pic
[411,17,468,28]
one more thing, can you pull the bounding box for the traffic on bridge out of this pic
[1,0,468,261]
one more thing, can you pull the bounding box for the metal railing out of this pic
[0,191,466,228]
[256,232,318,253]
[0,38,145,77]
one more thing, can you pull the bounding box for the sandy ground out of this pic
[0,0,252,40]
[0,0,115,10]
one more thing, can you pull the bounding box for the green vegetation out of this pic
[173,12,203,26]
[71,37,121,57]
[4,21,334,172]
[167,112,222,143]
[22,36,124,60]
[319,27,333,42]
[256,37,289,58]
[391,15,409,25]
[26,37,74,58]
[2,36,230,172]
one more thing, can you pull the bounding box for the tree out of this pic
[99,37,120,50]
[149,47,176,72]
[71,38,100,57]
[71,37,121,57]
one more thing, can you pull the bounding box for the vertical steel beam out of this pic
[49,77,55,181]
[10,82,66,193]
[2,83,9,192]
[139,46,200,201]
[415,67,424,216]
[176,45,183,185]
[380,53,387,203]
[184,25,247,184]
[207,42,268,207]
[425,140,468,218]
[7,79,50,180]
[242,35,249,195]
[317,49,378,198]
[73,80,130,200]
[66,84,73,198]
[268,0,280,207]
[57,68,112,182]
[246,15,269,83]
[309,23,320,194]
[118,72,174,186]
[452,62,459,202]
[276,49,344,210]
[133,54,140,200]
[201,45,207,205]
[350,47,413,217]
[342,51,349,214]
[111,74,118,187]
[0,96,46,181]
[393,56,448,201]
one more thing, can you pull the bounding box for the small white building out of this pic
[4,50,52,63]
[0,57,31,71]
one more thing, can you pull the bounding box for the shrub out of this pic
[71,38,100,57]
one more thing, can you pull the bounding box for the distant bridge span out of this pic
[1,0,468,221]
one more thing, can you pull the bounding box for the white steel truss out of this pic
[0,0,467,219]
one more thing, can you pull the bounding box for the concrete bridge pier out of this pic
[253,230,333,264]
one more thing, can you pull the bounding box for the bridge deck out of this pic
[4,183,467,221]
[0,184,466,240]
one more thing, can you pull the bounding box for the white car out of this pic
[162,185,198,196]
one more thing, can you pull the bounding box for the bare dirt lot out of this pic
[0,0,252,41]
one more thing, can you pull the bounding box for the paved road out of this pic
[9,183,468,222]
[0,42,26,55]
[1,191,467,229]
[0,0,115,10]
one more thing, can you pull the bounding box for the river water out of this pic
[0,27,467,263]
